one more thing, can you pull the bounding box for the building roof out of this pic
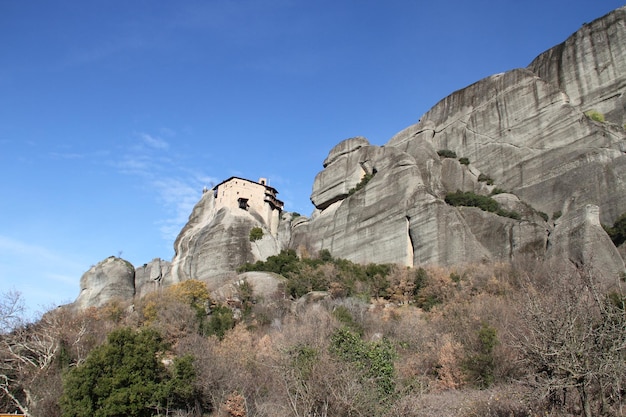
[212,176,279,194]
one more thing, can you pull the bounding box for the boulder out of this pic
[73,256,135,309]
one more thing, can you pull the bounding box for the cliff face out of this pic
[72,6,626,309]
[169,191,291,291]
[295,6,626,275]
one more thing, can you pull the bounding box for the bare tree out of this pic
[0,293,91,417]
[511,266,626,417]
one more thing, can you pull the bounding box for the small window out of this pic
[238,198,249,210]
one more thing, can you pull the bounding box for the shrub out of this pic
[585,109,605,122]
[249,227,263,242]
[477,173,494,185]
[458,157,470,165]
[445,191,520,220]
[349,172,375,195]
[60,328,197,417]
[330,327,396,397]
[462,323,499,388]
[552,210,562,220]
[206,305,234,340]
[437,149,457,159]
[445,191,500,213]
[604,212,626,246]
[538,211,549,222]
[489,188,507,196]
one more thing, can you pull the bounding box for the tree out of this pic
[511,267,626,417]
[60,327,197,417]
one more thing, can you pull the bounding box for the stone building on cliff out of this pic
[211,177,284,235]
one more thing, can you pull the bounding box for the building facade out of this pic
[211,177,284,235]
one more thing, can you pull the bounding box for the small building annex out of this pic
[210,177,284,235]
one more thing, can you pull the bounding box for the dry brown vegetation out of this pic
[1,256,625,417]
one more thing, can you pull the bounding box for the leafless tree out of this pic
[510,266,626,417]
[0,292,90,417]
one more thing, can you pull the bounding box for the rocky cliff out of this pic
[293,6,626,277]
[72,6,626,309]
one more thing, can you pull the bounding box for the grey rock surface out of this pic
[528,7,626,126]
[74,256,135,309]
[546,204,625,283]
[170,192,291,291]
[297,6,626,271]
[134,258,172,299]
[72,7,626,309]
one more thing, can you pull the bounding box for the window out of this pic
[238,198,249,210]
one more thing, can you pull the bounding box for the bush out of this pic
[437,149,457,159]
[463,323,499,388]
[552,210,562,220]
[445,191,520,220]
[249,227,263,242]
[60,328,197,417]
[477,173,494,185]
[585,109,605,122]
[330,327,396,398]
[205,305,234,340]
[604,212,626,246]
[445,191,500,213]
[349,172,375,195]
[458,157,470,165]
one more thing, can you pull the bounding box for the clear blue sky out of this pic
[1,1,623,315]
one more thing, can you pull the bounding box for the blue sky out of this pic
[1,1,624,316]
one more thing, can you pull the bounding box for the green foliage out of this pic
[318,249,333,262]
[332,305,363,335]
[249,226,264,242]
[238,249,300,275]
[477,173,494,185]
[239,249,397,300]
[291,212,301,218]
[458,157,470,165]
[206,305,234,340]
[437,149,457,158]
[330,327,396,398]
[537,211,549,222]
[445,191,500,212]
[603,212,626,246]
[285,264,330,298]
[349,172,375,195]
[585,109,605,122]
[289,344,318,379]
[463,323,499,389]
[552,210,562,220]
[60,327,196,417]
[237,280,255,316]
[489,187,507,195]
[416,294,442,311]
[445,191,520,220]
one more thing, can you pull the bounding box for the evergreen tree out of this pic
[60,327,196,417]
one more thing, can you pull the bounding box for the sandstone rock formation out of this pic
[72,6,626,309]
[170,191,291,291]
[294,6,626,277]
[73,256,135,309]
[134,258,172,299]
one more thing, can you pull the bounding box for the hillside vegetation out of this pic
[2,253,625,417]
